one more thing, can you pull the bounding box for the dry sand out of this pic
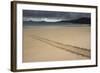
[23,25,90,62]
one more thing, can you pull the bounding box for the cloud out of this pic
[23,17,66,22]
[23,10,91,21]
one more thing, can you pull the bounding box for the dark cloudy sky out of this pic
[23,10,91,22]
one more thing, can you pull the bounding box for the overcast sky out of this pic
[23,10,91,22]
[23,10,90,18]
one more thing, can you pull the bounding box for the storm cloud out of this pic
[23,10,91,23]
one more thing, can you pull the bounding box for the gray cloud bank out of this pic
[23,10,91,23]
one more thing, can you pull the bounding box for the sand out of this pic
[23,25,91,62]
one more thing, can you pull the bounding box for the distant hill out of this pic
[65,17,91,24]
[23,17,91,26]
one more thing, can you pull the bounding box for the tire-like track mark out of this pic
[29,34,90,58]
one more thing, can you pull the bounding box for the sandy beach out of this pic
[23,24,91,62]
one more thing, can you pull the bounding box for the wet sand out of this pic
[23,25,91,62]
